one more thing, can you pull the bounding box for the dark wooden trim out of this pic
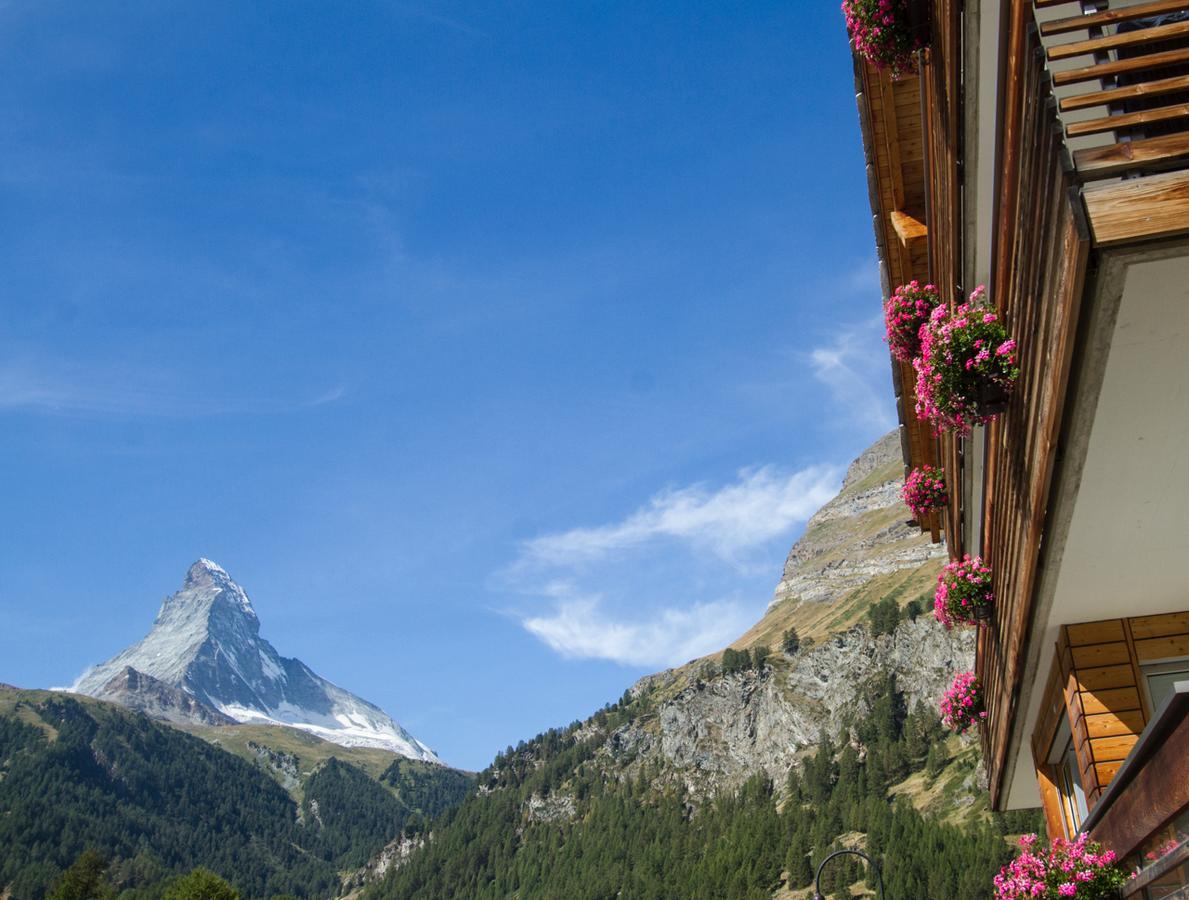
[1085,687,1189,858]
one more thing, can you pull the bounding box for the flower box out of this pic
[901,465,947,519]
[913,285,1020,436]
[842,0,929,77]
[934,555,995,627]
[940,671,986,734]
[993,833,1130,899]
[884,281,941,362]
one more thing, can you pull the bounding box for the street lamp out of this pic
[812,848,885,900]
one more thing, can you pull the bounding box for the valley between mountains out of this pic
[0,430,1037,899]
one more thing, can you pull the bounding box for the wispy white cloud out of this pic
[0,358,346,418]
[521,588,755,668]
[521,464,840,569]
[506,462,841,667]
[808,318,896,432]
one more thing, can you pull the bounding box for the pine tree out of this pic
[782,628,801,655]
[50,850,116,900]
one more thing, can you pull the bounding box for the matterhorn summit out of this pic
[71,559,439,762]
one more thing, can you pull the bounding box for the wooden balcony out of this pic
[969,0,1189,810]
[1038,0,1189,244]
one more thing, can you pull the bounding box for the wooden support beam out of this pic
[1042,0,1189,37]
[1066,101,1189,136]
[1047,19,1189,62]
[1060,73,1189,112]
[1079,130,1189,180]
[1052,46,1189,87]
[889,209,929,246]
[1083,168,1189,244]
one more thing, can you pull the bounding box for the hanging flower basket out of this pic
[934,555,995,627]
[940,671,986,734]
[842,0,928,77]
[901,465,948,519]
[884,281,941,362]
[913,285,1020,436]
[993,833,1130,899]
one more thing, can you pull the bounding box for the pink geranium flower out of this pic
[913,285,1020,436]
[901,465,947,518]
[841,0,922,76]
[940,671,987,733]
[883,281,940,361]
[933,555,994,627]
[993,833,1130,899]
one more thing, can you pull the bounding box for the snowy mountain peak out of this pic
[71,560,440,763]
[187,557,233,585]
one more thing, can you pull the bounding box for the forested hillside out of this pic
[0,688,472,899]
[369,669,1040,900]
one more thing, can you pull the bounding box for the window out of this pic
[1123,806,1189,899]
[1048,719,1089,837]
[1141,660,1189,715]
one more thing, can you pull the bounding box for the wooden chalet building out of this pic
[853,0,1189,895]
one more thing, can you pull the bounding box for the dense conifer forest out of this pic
[371,670,1040,900]
[0,693,469,899]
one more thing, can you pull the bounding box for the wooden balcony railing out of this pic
[976,2,1095,808]
[1038,0,1189,243]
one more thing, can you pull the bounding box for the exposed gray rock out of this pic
[771,430,946,607]
[248,741,300,793]
[525,791,578,824]
[607,620,972,797]
[88,666,236,727]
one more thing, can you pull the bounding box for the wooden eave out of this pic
[853,55,943,541]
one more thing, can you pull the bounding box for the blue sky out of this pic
[0,1,895,771]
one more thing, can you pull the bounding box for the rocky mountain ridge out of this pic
[770,429,946,608]
[70,559,438,762]
[571,429,967,800]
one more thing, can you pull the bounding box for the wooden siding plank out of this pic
[1066,620,1126,646]
[1079,687,1143,716]
[1083,710,1147,739]
[1074,132,1189,179]
[1089,734,1139,763]
[1042,0,1189,36]
[1089,712,1189,859]
[1052,46,1189,88]
[1046,19,1189,62]
[1134,634,1189,661]
[1071,642,1132,668]
[1077,665,1137,691]
[1083,169,1189,245]
[1095,759,1124,786]
[1129,611,1189,639]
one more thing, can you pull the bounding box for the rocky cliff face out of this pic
[608,620,972,796]
[588,429,968,797]
[70,559,439,761]
[770,429,946,608]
